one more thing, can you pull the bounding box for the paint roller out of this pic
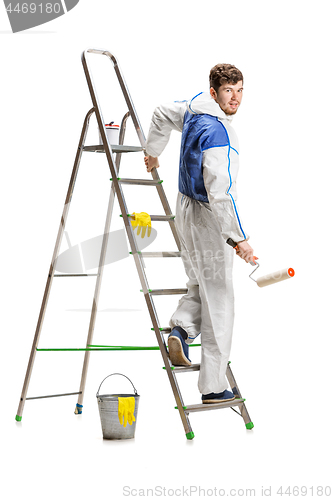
[226,238,295,288]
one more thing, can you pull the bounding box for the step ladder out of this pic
[15,49,254,439]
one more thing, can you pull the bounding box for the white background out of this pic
[1,1,332,498]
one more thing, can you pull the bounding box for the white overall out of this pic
[146,92,249,394]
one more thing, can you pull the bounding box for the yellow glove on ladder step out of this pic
[131,212,152,238]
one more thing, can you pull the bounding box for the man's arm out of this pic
[202,146,255,263]
[145,101,187,167]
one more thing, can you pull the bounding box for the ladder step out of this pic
[181,398,245,413]
[141,251,181,258]
[172,364,201,373]
[142,288,188,295]
[54,274,98,277]
[83,145,143,153]
[111,178,163,186]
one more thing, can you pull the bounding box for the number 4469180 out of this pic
[277,486,331,496]
[6,3,61,14]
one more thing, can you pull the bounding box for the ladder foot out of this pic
[15,415,22,422]
[245,422,254,430]
[74,404,83,415]
[186,431,195,440]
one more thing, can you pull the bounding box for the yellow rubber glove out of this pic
[118,397,136,428]
[131,212,151,238]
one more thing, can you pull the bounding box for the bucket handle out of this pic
[96,373,138,397]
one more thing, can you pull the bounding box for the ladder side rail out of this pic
[83,49,181,250]
[226,364,252,427]
[150,169,181,250]
[76,112,131,410]
[113,54,182,250]
[81,52,192,435]
[130,254,193,436]
[82,54,170,356]
[16,108,95,420]
[115,112,130,170]
[83,49,146,148]
[111,50,182,249]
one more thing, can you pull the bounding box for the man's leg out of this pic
[167,194,202,366]
[169,194,202,342]
[197,236,234,395]
[169,255,201,344]
[172,195,235,395]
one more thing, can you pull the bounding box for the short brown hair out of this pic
[209,64,243,92]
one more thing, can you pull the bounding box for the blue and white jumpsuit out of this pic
[145,92,249,395]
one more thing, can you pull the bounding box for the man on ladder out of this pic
[144,64,256,404]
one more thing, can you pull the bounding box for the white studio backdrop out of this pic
[1,1,332,499]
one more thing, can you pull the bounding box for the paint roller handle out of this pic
[226,238,258,265]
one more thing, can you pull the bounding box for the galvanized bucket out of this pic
[96,373,139,440]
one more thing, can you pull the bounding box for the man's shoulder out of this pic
[184,112,231,149]
[190,113,227,130]
[197,115,229,149]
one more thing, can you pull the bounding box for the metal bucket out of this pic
[96,373,139,440]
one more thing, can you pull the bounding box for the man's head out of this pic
[209,64,243,116]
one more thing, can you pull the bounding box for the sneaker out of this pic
[168,327,191,366]
[201,390,236,404]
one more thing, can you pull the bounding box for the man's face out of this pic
[210,80,243,115]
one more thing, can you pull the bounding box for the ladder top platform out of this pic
[83,145,143,153]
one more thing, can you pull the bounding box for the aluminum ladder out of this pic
[15,48,254,439]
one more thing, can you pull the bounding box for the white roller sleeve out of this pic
[256,268,295,288]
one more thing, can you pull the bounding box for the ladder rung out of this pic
[122,215,175,221]
[182,398,245,413]
[172,364,201,373]
[26,391,82,400]
[141,252,181,258]
[54,274,98,277]
[83,145,143,153]
[111,178,163,186]
[143,288,188,295]
[152,327,171,333]
[150,215,175,221]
